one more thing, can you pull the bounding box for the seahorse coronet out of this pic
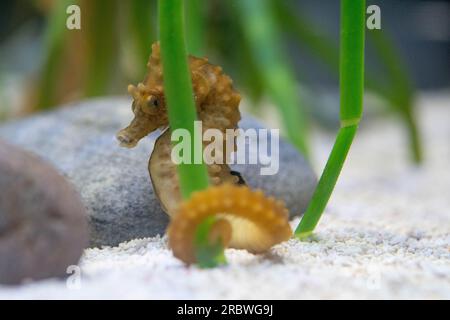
[167,184,293,265]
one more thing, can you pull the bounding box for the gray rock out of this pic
[0,98,316,247]
[0,140,88,285]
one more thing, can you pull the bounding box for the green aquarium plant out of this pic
[295,0,366,238]
[185,0,207,56]
[368,30,421,163]
[159,0,292,268]
[159,0,366,261]
[84,0,119,97]
[29,0,420,163]
[235,0,310,157]
[158,0,223,268]
[158,0,209,199]
[271,0,422,163]
[129,0,156,73]
[27,0,415,265]
[36,0,74,110]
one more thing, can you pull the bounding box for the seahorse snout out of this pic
[116,130,138,148]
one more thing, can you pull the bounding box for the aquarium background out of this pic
[0,0,448,121]
[0,0,449,299]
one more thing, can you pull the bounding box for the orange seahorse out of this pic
[117,43,291,264]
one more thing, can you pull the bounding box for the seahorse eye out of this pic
[146,96,159,108]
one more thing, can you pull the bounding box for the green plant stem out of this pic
[185,0,206,56]
[36,0,73,110]
[158,0,209,199]
[369,30,422,163]
[235,0,310,157]
[194,216,227,268]
[209,1,264,106]
[271,0,339,73]
[130,0,156,71]
[159,0,222,268]
[273,0,422,163]
[295,0,365,238]
[84,0,118,97]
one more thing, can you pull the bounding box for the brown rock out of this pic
[0,140,88,285]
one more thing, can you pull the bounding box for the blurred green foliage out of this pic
[0,0,421,162]
[36,0,73,110]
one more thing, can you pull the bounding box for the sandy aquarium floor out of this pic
[1,93,449,299]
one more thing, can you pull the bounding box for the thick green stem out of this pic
[236,0,310,157]
[158,0,209,199]
[295,0,365,237]
[159,0,222,268]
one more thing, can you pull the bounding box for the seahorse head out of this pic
[116,43,168,148]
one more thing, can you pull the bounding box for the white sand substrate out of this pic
[0,93,449,299]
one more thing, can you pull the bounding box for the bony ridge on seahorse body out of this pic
[117,42,292,264]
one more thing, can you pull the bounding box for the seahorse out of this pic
[117,43,291,264]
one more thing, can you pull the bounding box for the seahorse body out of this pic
[117,43,242,216]
[117,43,292,259]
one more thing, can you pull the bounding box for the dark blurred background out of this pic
[0,0,448,162]
[290,0,449,90]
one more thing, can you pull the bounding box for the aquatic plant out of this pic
[4,0,421,265]
[158,1,210,198]
[35,0,73,110]
[116,0,293,267]
[155,0,365,267]
[295,0,366,237]
[17,0,420,163]
[235,0,310,157]
[272,0,421,163]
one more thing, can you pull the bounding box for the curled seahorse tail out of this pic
[167,184,292,265]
